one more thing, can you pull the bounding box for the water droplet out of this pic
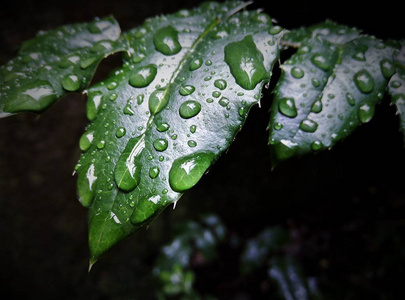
[278,97,298,117]
[109,93,117,101]
[212,28,229,39]
[299,119,318,132]
[79,131,94,151]
[214,79,227,90]
[269,26,283,35]
[179,100,201,119]
[274,122,283,130]
[128,64,157,88]
[311,54,331,71]
[380,59,396,79]
[80,57,97,69]
[153,26,182,55]
[149,88,169,115]
[311,78,321,87]
[352,45,368,61]
[169,152,215,192]
[189,57,203,71]
[62,74,81,91]
[115,127,126,138]
[5,81,58,113]
[218,97,229,107]
[311,140,323,151]
[156,122,170,132]
[311,100,322,113]
[346,93,356,106]
[97,140,106,149]
[224,35,268,90]
[114,136,145,192]
[179,85,195,96]
[354,69,374,93]
[358,103,375,123]
[190,125,197,133]
[212,91,221,98]
[291,67,304,79]
[188,140,197,147]
[107,81,118,90]
[137,94,144,105]
[153,138,168,152]
[149,166,160,179]
[77,164,97,207]
[86,91,102,121]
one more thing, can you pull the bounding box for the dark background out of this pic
[0,0,404,299]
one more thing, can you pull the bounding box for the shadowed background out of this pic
[0,0,404,299]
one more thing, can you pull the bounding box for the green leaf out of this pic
[0,16,126,117]
[75,1,284,263]
[269,24,398,165]
[388,43,405,143]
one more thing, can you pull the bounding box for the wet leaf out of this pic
[269,24,398,165]
[75,1,284,263]
[0,16,126,117]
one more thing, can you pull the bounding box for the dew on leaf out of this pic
[214,79,227,90]
[153,26,182,55]
[128,64,157,88]
[299,119,318,132]
[149,88,170,115]
[188,140,197,147]
[278,97,298,117]
[149,166,160,179]
[291,67,305,79]
[77,164,97,207]
[156,122,170,132]
[311,140,323,151]
[358,103,375,123]
[179,85,196,96]
[179,100,201,119]
[380,59,396,79]
[79,131,94,151]
[169,152,215,192]
[346,93,356,106]
[115,127,126,138]
[189,57,203,71]
[114,136,145,192]
[86,91,102,121]
[311,54,331,71]
[354,69,374,93]
[153,138,169,152]
[62,74,81,91]
[224,35,268,90]
[311,100,323,113]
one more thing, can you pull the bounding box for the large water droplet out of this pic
[358,103,375,123]
[224,35,268,90]
[128,64,157,88]
[114,136,145,192]
[299,119,318,132]
[311,53,331,71]
[179,100,201,119]
[169,152,215,192]
[153,138,168,152]
[214,79,227,90]
[153,26,182,55]
[278,97,298,117]
[77,164,97,207]
[62,74,81,91]
[86,91,102,121]
[79,130,94,151]
[5,81,58,113]
[354,69,374,93]
[149,88,170,115]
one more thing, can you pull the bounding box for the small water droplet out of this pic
[358,103,375,123]
[153,138,168,152]
[115,127,126,138]
[79,131,94,151]
[218,97,229,107]
[311,100,323,113]
[291,67,304,79]
[179,85,195,96]
[190,125,197,133]
[128,64,157,88]
[153,26,182,55]
[380,59,396,79]
[62,74,81,91]
[278,97,298,117]
[179,100,201,119]
[169,152,215,192]
[107,81,118,90]
[86,91,102,121]
[274,122,283,130]
[311,140,323,151]
[156,122,170,132]
[354,69,374,93]
[346,93,356,106]
[188,140,197,147]
[189,57,203,71]
[97,140,106,149]
[311,78,321,87]
[149,166,160,179]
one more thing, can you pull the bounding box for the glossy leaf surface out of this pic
[0,16,125,117]
[75,1,284,263]
[269,23,398,164]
